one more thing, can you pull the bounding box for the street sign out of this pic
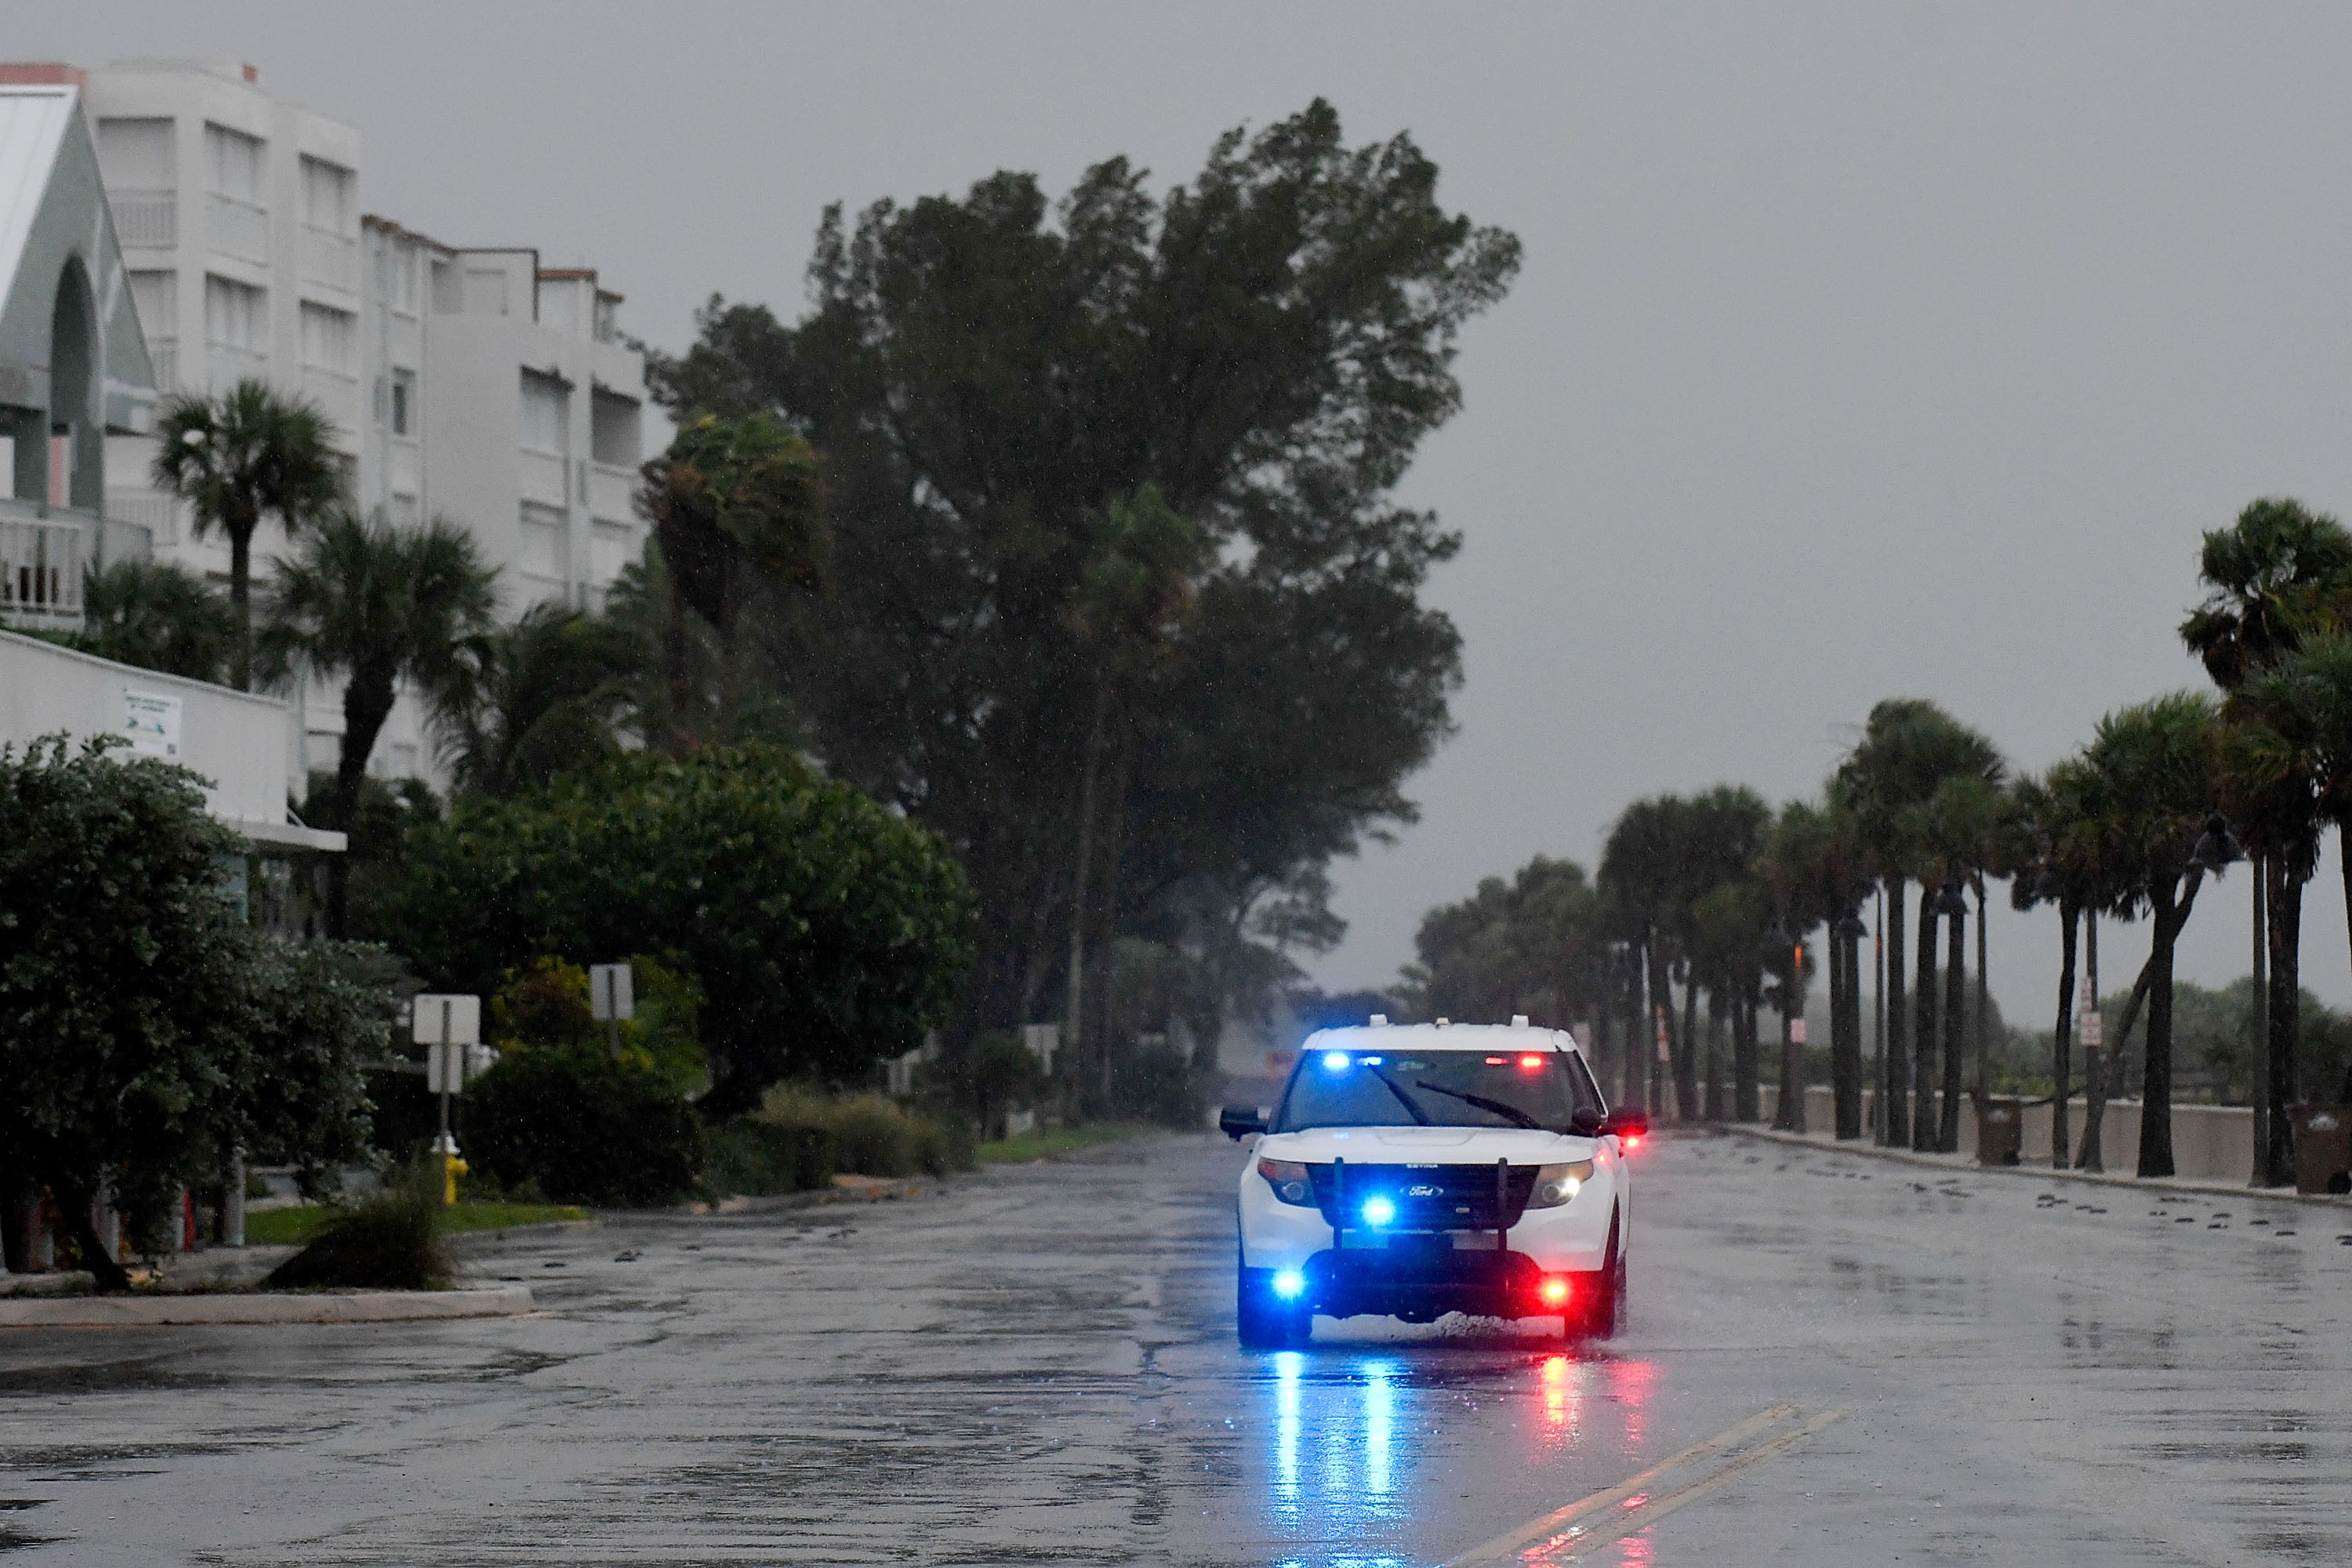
[590,964,634,1022]
[2079,1010,2103,1048]
[412,994,481,1046]
[1791,1018,1809,1045]
[426,1041,498,1094]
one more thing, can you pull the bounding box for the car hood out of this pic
[1258,1127,1598,1163]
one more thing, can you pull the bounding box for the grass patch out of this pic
[977,1123,1151,1164]
[248,1200,586,1247]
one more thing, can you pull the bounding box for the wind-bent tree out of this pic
[75,558,239,682]
[638,412,827,752]
[442,604,648,799]
[151,379,342,690]
[1402,855,1605,1029]
[648,100,1515,1058]
[1837,699,2004,1148]
[258,510,499,936]
[2181,499,2352,1186]
[2082,694,2230,1178]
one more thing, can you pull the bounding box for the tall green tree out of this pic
[647,100,1514,1053]
[2181,498,2352,1185]
[2082,693,2229,1178]
[637,412,827,750]
[442,603,647,798]
[150,379,343,690]
[75,558,239,681]
[1836,699,2003,1148]
[258,510,499,936]
[1402,855,1604,1029]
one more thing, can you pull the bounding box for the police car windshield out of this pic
[1276,1049,1601,1133]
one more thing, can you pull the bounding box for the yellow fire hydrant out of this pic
[430,1133,468,1207]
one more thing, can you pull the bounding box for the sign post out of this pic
[590,964,635,1060]
[413,995,481,1205]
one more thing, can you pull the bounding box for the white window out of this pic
[203,123,263,203]
[97,118,173,187]
[592,521,634,585]
[519,372,568,455]
[299,155,353,232]
[390,370,415,436]
[590,390,640,466]
[519,501,568,579]
[205,275,264,350]
[299,303,357,376]
[539,280,579,336]
[381,241,417,314]
[128,271,176,339]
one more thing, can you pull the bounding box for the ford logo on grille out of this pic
[1406,1184,1442,1197]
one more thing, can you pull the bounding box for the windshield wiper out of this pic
[1361,1064,1434,1126]
[1405,1080,1544,1130]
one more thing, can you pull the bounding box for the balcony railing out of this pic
[207,191,269,263]
[588,461,635,524]
[0,508,88,626]
[302,225,358,294]
[111,188,176,248]
[517,448,568,508]
[106,490,181,546]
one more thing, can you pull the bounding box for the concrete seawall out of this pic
[1751,1086,2254,1180]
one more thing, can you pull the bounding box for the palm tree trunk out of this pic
[327,669,397,940]
[2052,898,2078,1171]
[2137,870,2205,1179]
[1940,892,1966,1152]
[2078,914,2106,1169]
[1704,985,1726,1120]
[1675,964,1700,1121]
[1064,673,1111,1108]
[1836,920,1864,1139]
[1882,880,1909,1147]
[1912,894,1940,1152]
[2249,852,2267,1185]
[1872,888,1886,1142]
[228,523,255,692]
[1973,875,1989,1108]
[1733,979,1761,1121]
[1644,940,1674,1119]
[1624,941,1650,1112]
[2264,852,2302,1187]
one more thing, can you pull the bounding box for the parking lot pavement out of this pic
[4,1127,2350,1565]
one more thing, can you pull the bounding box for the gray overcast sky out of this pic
[29,2,2352,1023]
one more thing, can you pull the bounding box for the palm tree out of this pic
[151,379,343,691]
[1908,774,2017,1150]
[2080,693,2230,1178]
[638,411,827,751]
[442,603,648,798]
[1838,699,2004,1148]
[76,557,239,682]
[258,509,499,935]
[2181,498,2352,1183]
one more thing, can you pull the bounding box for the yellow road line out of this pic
[1443,1403,1801,1566]
[1551,1408,1846,1561]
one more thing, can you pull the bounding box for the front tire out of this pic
[1581,1212,1627,1339]
[1237,1258,1310,1349]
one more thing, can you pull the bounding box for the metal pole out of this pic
[1872,887,1886,1142]
[604,969,622,1062]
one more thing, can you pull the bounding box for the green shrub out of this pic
[464,1050,702,1206]
[754,1086,975,1178]
[704,1119,835,1196]
[264,1174,451,1290]
[1114,1038,1205,1128]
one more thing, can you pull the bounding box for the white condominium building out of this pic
[60,58,648,786]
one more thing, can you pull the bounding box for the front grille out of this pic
[1305,1163,1538,1231]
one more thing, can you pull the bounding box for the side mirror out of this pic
[1567,1107,1605,1137]
[1602,1108,1649,1142]
[1219,1105,1269,1141]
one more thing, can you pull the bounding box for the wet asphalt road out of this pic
[4,1128,2352,1566]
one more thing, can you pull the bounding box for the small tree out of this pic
[0,739,378,1290]
[151,379,343,691]
[77,558,240,681]
[259,509,499,936]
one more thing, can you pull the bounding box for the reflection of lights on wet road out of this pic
[1539,1352,1584,1443]
[1273,1351,1304,1518]
[1363,1359,1397,1496]
[1606,1358,1657,1450]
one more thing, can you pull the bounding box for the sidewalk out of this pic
[1712,1120,2352,1212]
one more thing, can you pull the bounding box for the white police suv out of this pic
[1220,1018,1646,1348]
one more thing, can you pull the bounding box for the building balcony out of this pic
[517,448,568,508]
[110,188,176,249]
[0,499,90,630]
[588,460,635,524]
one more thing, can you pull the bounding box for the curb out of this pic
[1715,1124,2352,1209]
[0,1284,534,1328]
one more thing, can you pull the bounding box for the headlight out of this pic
[1258,1158,1316,1207]
[1526,1160,1595,1208]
